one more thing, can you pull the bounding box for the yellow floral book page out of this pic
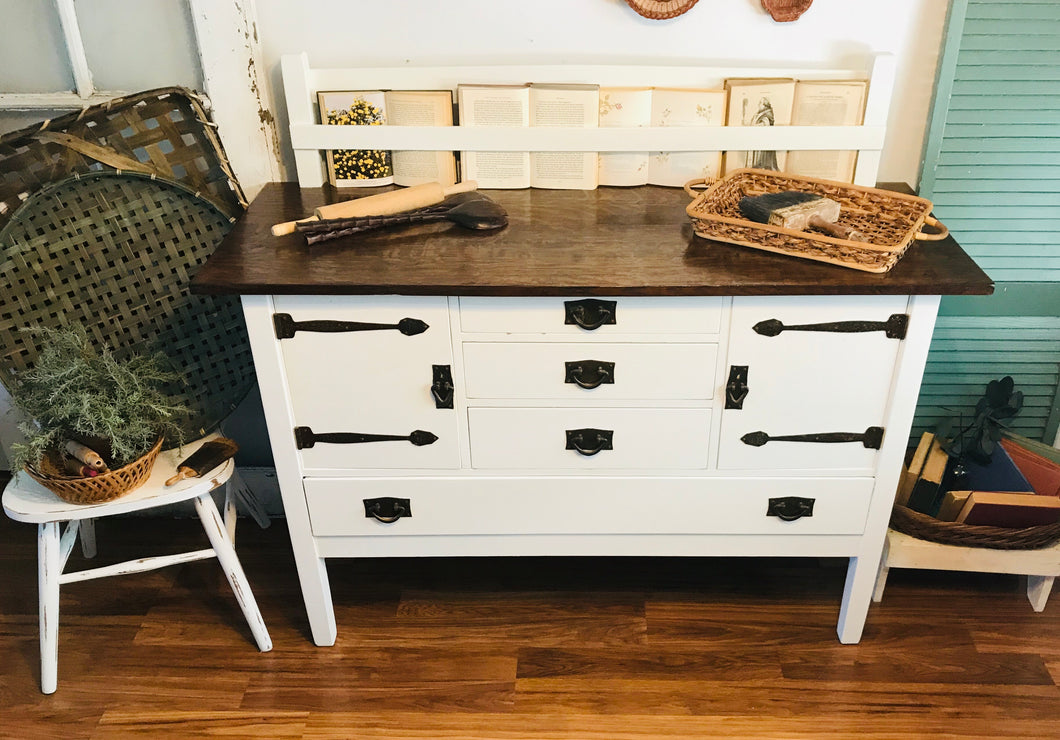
[317,90,395,187]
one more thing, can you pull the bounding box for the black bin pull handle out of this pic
[364,497,411,524]
[564,299,617,331]
[431,364,454,409]
[565,428,614,456]
[274,313,429,339]
[767,497,815,522]
[565,360,615,389]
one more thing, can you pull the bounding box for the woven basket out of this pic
[685,169,950,273]
[625,0,700,19]
[890,504,1060,551]
[25,437,163,505]
[0,87,246,231]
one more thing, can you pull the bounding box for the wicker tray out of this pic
[26,437,163,505]
[890,504,1060,551]
[0,87,246,231]
[685,168,949,273]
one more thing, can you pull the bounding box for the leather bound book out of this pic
[955,492,1060,528]
[1000,438,1060,497]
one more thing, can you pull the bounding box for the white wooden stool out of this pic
[2,437,273,694]
[873,528,1060,612]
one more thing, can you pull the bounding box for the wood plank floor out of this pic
[2,486,1058,738]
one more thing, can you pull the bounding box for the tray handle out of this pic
[915,215,949,242]
[683,177,717,199]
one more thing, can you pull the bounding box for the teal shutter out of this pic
[915,0,1060,445]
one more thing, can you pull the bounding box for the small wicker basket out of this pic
[25,437,164,505]
[685,169,950,273]
[890,504,1060,551]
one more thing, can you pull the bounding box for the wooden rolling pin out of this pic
[271,180,478,236]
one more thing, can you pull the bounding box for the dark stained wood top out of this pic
[191,182,993,297]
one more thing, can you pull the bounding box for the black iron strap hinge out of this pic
[295,426,438,449]
[753,314,908,340]
[274,313,428,340]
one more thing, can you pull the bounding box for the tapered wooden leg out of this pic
[38,522,61,694]
[192,493,272,652]
[1027,575,1055,612]
[837,554,879,644]
[872,537,891,603]
[78,517,97,559]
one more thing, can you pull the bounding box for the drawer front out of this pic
[463,342,718,400]
[718,295,907,472]
[458,296,724,335]
[274,295,460,470]
[305,476,873,537]
[468,408,711,469]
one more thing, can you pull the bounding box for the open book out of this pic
[785,80,868,183]
[598,87,726,187]
[318,90,458,187]
[458,83,600,189]
[722,78,796,175]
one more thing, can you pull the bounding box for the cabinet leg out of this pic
[289,542,337,646]
[837,554,879,644]
[871,537,891,603]
[1026,575,1055,612]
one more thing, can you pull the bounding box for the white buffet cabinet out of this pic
[191,55,992,647]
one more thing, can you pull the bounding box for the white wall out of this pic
[252,0,950,188]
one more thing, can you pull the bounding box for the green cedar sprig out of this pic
[9,325,189,471]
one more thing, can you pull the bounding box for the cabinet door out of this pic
[274,296,459,471]
[718,295,908,472]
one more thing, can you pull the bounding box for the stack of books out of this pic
[896,432,1060,527]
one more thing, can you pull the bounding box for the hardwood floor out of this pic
[2,486,1058,739]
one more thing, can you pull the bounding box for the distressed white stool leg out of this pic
[38,522,61,694]
[224,487,238,543]
[192,493,272,652]
[1026,575,1055,612]
[872,537,891,603]
[78,517,97,559]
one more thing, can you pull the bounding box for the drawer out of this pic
[458,296,724,335]
[463,342,718,400]
[468,408,711,469]
[304,476,873,537]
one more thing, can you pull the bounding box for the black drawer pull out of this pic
[752,314,908,339]
[364,497,411,524]
[565,360,615,389]
[295,426,438,449]
[725,365,749,409]
[767,497,815,522]
[431,364,454,408]
[741,426,884,449]
[564,299,617,330]
[565,428,614,456]
[274,313,429,339]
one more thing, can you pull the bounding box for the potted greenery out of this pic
[8,325,188,501]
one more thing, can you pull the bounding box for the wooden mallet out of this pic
[738,191,865,241]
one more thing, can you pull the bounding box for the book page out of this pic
[722,78,795,175]
[648,87,726,188]
[317,90,394,187]
[457,84,531,189]
[384,90,458,186]
[529,84,600,190]
[785,80,867,183]
[597,87,652,187]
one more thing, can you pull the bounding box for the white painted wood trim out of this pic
[836,294,940,643]
[0,92,126,110]
[54,0,93,99]
[1027,576,1055,612]
[188,0,282,199]
[281,53,892,188]
[58,549,217,585]
[241,294,337,646]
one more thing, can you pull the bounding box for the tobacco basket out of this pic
[890,504,1060,551]
[26,437,164,505]
[685,168,949,273]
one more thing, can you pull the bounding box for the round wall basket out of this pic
[625,0,700,20]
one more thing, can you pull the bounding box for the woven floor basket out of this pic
[26,437,163,505]
[685,168,949,273]
[891,504,1060,550]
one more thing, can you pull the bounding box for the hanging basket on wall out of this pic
[762,0,814,22]
[625,0,700,20]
